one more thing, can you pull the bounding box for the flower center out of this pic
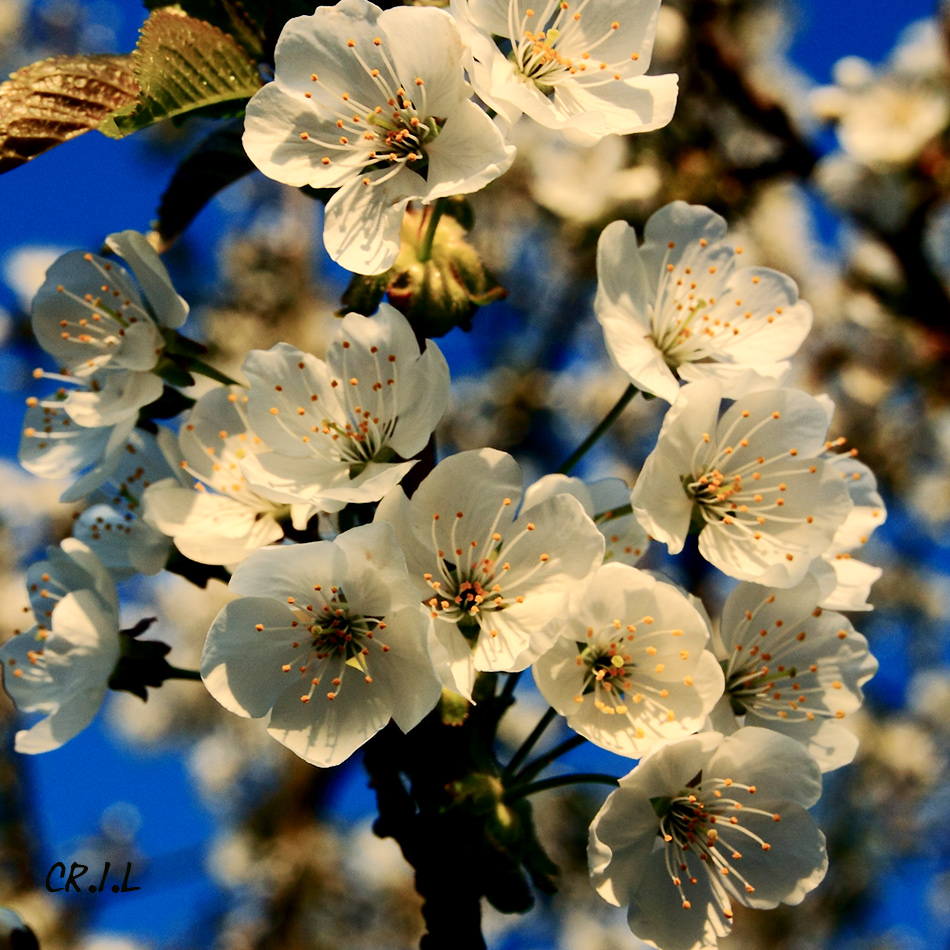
[579,639,635,714]
[267,585,392,704]
[505,0,639,95]
[51,253,156,372]
[264,347,402,475]
[721,597,851,724]
[422,501,552,639]
[303,35,444,183]
[679,408,825,560]
[655,778,780,913]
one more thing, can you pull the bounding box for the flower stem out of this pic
[163,666,203,682]
[417,198,446,263]
[502,706,556,780]
[187,358,240,387]
[499,670,522,705]
[504,773,619,801]
[510,734,586,787]
[557,383,639,475]
[593,502,633,524]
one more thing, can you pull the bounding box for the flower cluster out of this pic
[0,540,121,753]
[20,231,186,502]
[0,3,887,950]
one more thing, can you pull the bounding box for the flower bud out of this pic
[339,202,506,338]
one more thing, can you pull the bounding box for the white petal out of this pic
[323,171,420,275]
[267,668,392,767]
[201,597,308,718]
[73,506,171,578]
[429,622,476,699]
[335,521,419,616]
[626,850,729,950]
[243,82,356,190]
[705,726,822,808]
[554,73,679,137]
[63,371,162,428]
[227,539,345,603]
[818,555,882,611]
[587,785,663,907]
[14,685,108,754]
[631,381,722,550]
[381,6,470,116]
[142,484,284,565]
[423,99,517,199]
[598,313,680,401]
[105,230,189,329]
[369,605,442,732]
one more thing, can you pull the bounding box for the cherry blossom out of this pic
[631,380,853,586]
[523,473,649,565]
[142,386,310,565]
[589,728,827,950]
[450,0,678,143]
[0,541,120,753]
[812,454,887,611]
[72,427,183,578]
[200,522,441,767]
[31,230,188,377]
[374,448,604,697]
[533,562,723,757]
[19,368,163,503]
[241,305,449,512]
[711,575,878,771]
[242,0,515,274]
[812,53,950,169]
[595,203,813,403]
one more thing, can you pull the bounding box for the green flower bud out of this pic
[339,201,506,337]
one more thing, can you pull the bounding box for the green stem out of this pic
[511,734,586,787]
[164,666,203,682]
[499,670,522,705]
[417,198,446,263]
[557,383,639,475]
[502,707,556,780]
[593,502,633,524]
[187,358,240,387]
[504,773,619,801]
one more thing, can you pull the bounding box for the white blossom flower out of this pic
[200,522,441,767]
[72,427,183,578]
[0,540,120,753]
[31,230,188,376]
[19,368,163,503]
[631,381,853,586]
[512,120,661,224]
[240,305,449,512]
[533,562,723,757]
[523,473,649,565]
[449,0,678,143]
[374,448,604,696]
[595,203,813,403]
[589,727,827,950]
[811,55,950,169]
[143,386,311,565]
[811,454,887,611]
[242,0,515,275]
[710,575,878,771]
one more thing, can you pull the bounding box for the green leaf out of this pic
[143,0,320,53]
[0,54,138,174]
[144,0,265,58]
[154,117,255,249]
[100,8,263,139]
